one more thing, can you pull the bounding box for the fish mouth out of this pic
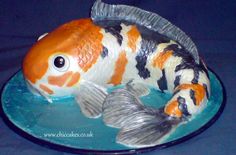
[25,80,53,103]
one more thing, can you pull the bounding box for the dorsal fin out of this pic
[91,0,199,64]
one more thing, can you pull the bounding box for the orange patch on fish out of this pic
[72,21,103,72]
[176,84,206,106]
[152,50,173,69]
[23,55,48,84]
[66,72,80,87]
[39,84,54,95]
[23,19,102,83]
[127,26,140,53]
[108,51,128,85]
[48,71,73,87]
[165,100,182,118]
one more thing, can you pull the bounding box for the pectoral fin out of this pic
[103,88,144,128]
[75,81,108,118]
[125,80,150,97]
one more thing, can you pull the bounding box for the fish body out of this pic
[22,0,210,148]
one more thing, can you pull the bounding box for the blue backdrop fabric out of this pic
[0,0,235,155]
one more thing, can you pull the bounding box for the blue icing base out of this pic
[1,70,223,150]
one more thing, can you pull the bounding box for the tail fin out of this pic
[117,116,180,147]
[103,87,182,147]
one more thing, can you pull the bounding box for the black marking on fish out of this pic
[104,25,123,45]
[165,44,194,63]
[135,55,150,79]
[157,69,168,92]
[165,44,198,72]
[190,89,197,105]
[177,96,191,116]
[174,75,181,89]
[192,69,199,84]
[166,44,209,84]
[101,46,108,58]
[135,38,158,79]
[136,25,170,44]
[173,89,181,96]
[203,83,209,99]
[135,25,171,79]
[199,60,209,78]
[96,19,171,45]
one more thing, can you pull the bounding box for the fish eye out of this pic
[54,56,65,68]
[52,55,70,72]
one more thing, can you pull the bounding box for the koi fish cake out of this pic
[22,0,210,148]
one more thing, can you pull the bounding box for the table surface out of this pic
[0,0,235,155]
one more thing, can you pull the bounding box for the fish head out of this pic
[22,19,97,101]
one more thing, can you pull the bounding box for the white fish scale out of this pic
[81,29,121,86]
[120,24,143,84]
[177,69,195,86]
[162,53,183,92]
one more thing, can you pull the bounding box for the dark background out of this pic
[0,0,235,154]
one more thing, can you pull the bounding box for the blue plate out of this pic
[1,70,225,154]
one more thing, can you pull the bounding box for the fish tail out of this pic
[103,88,183,147]
[116,107,183,148]
[103,61,210,147]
